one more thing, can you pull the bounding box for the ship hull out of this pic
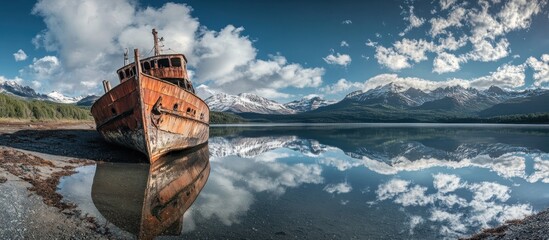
[91,73,209,163]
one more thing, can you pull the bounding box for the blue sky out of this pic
[0,0,548,102]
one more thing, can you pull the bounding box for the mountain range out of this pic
[204,82,549,120]
[2,79,548,121]
[0,79,99,105]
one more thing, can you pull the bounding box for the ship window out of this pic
[144,61,151,70]
[132,66,137,75]
[124,68,130,78]
[171,58,182,67]
[158,58,170,68]
[173,103,179,111]
[118,71,124,80]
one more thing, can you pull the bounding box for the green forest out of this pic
[0,94,92,121]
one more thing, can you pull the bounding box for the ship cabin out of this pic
[116,54,195,94]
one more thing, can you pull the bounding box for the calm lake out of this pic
[58,123,549,239]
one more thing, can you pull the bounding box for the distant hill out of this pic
[0,93,92,121]
[479,92,549,117]
[414,97,461,111]
[76,95,100,106]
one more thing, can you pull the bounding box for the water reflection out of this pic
[90,144,209,239]
[183,125,549,239]
[59,125,549,239]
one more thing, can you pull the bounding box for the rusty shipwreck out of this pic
[91,29,209,163]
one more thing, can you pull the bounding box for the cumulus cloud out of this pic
[400,6,425,36]
[433,52,463,74]
[374,46,411,71]
[464,38,510,62]
[371,0,546,76]
[429,6,466,37]
[13,49,28,61]
[323,53,352,66]
[27,0,323,97]
[323,181,353,194]
[359,61,527,92]
[526,54,549,87]
[340,41,349,47]
[320,78,364,94]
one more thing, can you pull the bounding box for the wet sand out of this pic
[0,121,143,239]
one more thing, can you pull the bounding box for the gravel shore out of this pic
[0,121,138,239]
[463,209,549,240]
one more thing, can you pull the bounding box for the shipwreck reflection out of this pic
[91,143,210,239]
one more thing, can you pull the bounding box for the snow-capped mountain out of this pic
[0,79,45,99]
[205,92,296,114]
[342,83,548,112]
[46,91,83,104]
[76,95,100,106]
[284,96,336,112]
[0,79,91,104]
[195,84,218,100]
[344,83,434,107]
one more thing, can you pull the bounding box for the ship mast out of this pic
[152,28,161,56]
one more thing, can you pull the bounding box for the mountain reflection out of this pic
[91,144,210,239]
[181,125,549,238]
[208,126,549,183]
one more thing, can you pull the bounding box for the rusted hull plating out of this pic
[91,73,210,163]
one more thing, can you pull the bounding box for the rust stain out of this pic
[91,29,209,163]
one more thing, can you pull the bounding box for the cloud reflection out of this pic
[376,174,534,238]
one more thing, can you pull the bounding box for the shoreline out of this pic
[463,208,549,239]
[0,121,138,239]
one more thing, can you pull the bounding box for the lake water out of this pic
[58,124,549,239]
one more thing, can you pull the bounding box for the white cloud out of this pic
[433,173,465,193]
[252,88,293,99]
[255,151,291,162]
[376,176,535,238]
[393,38,435,63]
[394,185,434,206]
[374,46,411,71]
[13,49,28,62]
[408,215,425,235]
[341,20,352,24]
[340,41,349,47]
[526,54,549,87]
[469,63,526,89]
[360,61,526,91]
[439,0,457,10]
[376,179,410,200]
[429,6,466,37]
[465,38,510,62]
[361,74,466,92]
[28,0,323,97]
[323,53,352,66]
[400,6,425,36]
[323,182,352,194]
[498,0,546,32]
[433,52,463,74]
[321,78,364,94]
[193,25,256,83]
